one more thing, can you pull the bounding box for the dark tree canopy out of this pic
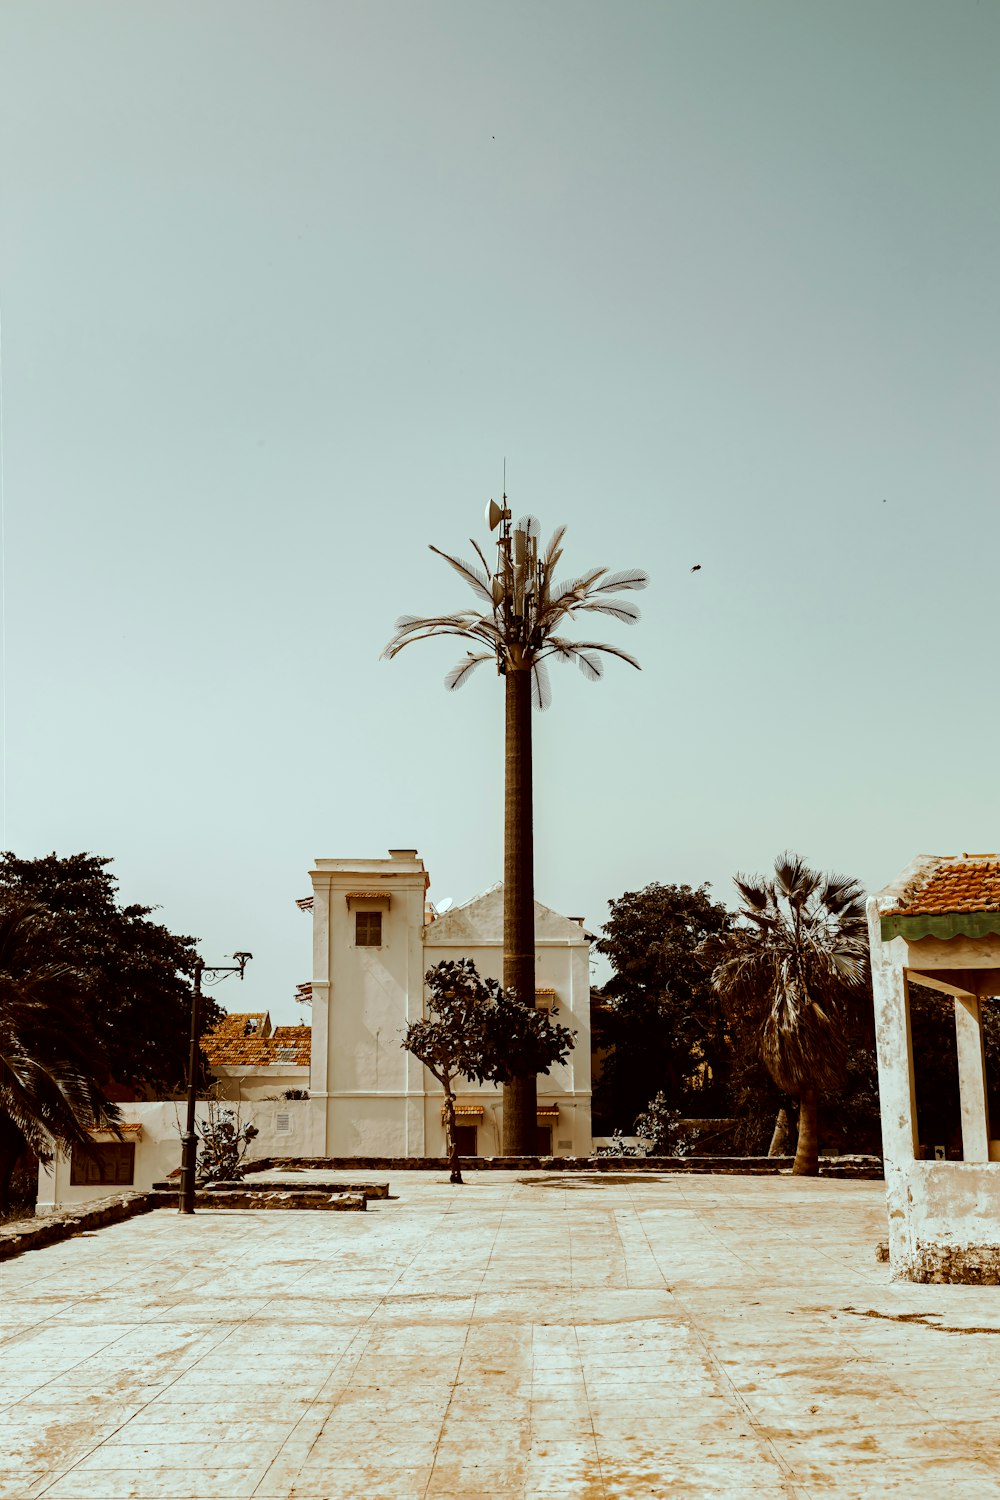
[403,958,574,1181]
[0,899,122,1208]
[594,882,733,1132]
[0,853,221,1096]
[405,958,575,1091]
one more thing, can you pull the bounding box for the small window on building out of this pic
[70,1143,136,1186]
[356,910,382,947]
[275,1112,291,1135]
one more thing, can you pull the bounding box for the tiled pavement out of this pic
[1,1170,999,1499]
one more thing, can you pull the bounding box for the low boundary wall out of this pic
[247,1154,884,1179]
[0,1190,160,1263]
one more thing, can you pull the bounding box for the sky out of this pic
[1,1,997,1020]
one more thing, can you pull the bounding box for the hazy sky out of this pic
[2,2,997,1020]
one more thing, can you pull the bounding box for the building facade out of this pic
[307,849,594,1157]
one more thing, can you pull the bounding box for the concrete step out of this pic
[153,1179,388,1200]
[193,1188,366,1210]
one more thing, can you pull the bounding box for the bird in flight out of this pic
[690,564,702,573]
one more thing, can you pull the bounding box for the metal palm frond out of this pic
[530,658,552,711]
[427,545,494,604]
[384,509,648,709]
[444,653,493,692]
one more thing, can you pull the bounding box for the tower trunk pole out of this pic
[502,664,537,1154]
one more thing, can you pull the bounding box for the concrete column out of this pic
[868,898,921,1275]
[954,995,990,1162]
[308,874,331,1153]
[867,899,919,1164]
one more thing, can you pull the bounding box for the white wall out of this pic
[306,862,594,1160]
[36,1097,315,1214]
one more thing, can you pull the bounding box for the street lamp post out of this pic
[178,950,252,1214]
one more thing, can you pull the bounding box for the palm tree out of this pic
[0,901,121,1210]
[384,504,648,1152]
[710,853,869,1175]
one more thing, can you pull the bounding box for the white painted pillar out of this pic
[954,995,990,1162]
[867,900,919,1164]
[867,897,920,1273]
[308,874,331,1154]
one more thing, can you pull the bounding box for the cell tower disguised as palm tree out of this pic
[383,493,648,1154]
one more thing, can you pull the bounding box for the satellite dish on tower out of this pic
[436,897,454,914]
[486,499,504,531]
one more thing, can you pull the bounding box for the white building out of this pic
[37,848,594,1209]
[308,849,593,1158]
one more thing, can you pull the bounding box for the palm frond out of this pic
[530,657,552,710]
[773,852,813,906]
[562,640,642,671]
[575,598,642,625]
[444,652,493,692]
[589,568,649,594]
[428,546,493,604]
[820,874,866,918]
[733,875,771,913]
[0,902,121,1160]
[382,617,501,660]
[541,525,567,574]
[468,538,495,580]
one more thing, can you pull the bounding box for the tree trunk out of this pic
[792,1088,819,1175]
[502,664,537,1154]
[768,1107,792,1157]
[441,1075,463,1185]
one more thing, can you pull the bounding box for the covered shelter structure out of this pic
[868,854,1000,1282]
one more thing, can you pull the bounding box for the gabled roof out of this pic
[425,883,592,944]
[879,855,1000,942]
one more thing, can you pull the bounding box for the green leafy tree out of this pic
[384,511,647,1153]
[711,853,870,1175]
[594,883,733,1133]
[633,1092,690,1157]
[0,901,121,1211]
[0,853,221,1097]
[402,958,575,1182]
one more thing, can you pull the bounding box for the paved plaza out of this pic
[1,1170,999,1499]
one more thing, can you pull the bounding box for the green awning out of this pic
[880,911,1000,943]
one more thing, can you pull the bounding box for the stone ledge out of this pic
[246,1154,884,1179]
[906,1244,1000,1285]
[184,1189,367,1211]
[0,1190,160,1262]
[155,1178,389,1199]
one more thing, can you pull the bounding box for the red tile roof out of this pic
[202,1018,311,1068]
[207,1011,272,1039]
[885,856,1000,916]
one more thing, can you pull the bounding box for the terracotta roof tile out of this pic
[207,1011,272,1039]
[885,856,1000,917]
[202,1017,311,1067]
